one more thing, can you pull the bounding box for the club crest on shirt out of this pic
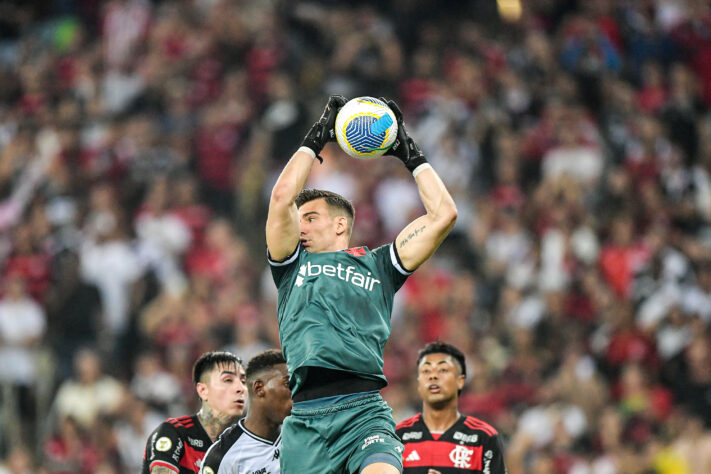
[344,247,366,257]
[449,445,474,468]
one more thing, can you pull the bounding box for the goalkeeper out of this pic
[266,95,458,474]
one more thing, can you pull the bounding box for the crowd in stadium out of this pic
[2,0,711,472]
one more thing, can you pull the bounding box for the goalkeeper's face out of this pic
[298,198,348,253]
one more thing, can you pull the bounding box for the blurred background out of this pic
[1,0,711,472]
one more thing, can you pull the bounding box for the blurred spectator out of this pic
[79,184,144,351]
[671,336,711,426]
[52,348,124,431]
[0,275,46,388]
[113,394,163,472]
[44,251,102,380]
[129,351,184,415]
[0,445,34,474]
[42,416,98,474]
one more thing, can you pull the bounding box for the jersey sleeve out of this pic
[372,243,412,292]
[144,422,184,473]
[267,244,301,287]
[485,434,507,474]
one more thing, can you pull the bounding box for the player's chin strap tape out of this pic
[298,146,323,163]
[412,163,432,178]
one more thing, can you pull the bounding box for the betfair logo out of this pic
[295,262,381,291]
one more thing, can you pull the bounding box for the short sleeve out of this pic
[485,434,507,474]
[372,243,412,293]
[267,244,301,287]
[144,422,183,473]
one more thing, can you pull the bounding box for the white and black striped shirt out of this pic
[199,419,281,474]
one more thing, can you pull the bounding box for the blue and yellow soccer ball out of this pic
[335,97,398,159]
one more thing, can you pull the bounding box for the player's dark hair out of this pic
[192,351,242,386]
[246,349,287,384]
[416,341,467,379]
[295,189,355,234]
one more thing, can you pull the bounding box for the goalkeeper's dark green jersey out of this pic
[268,243,411,394]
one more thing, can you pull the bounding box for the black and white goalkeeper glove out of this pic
[381,98,428,173]
[300,94,347,162]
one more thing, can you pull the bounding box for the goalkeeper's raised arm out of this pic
[266,94,346,261]
[383,98,458,272]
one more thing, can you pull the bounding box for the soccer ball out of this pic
[334,97,398,159]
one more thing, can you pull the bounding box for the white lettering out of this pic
[402,431,422,441]
[454,432,479,444]
[294,263,381,292]
[307,262,321,276]
[361,435,385,450]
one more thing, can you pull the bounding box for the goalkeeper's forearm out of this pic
[270,147,318,206]
[414,165,458,231]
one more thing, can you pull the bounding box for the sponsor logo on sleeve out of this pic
[172,438,183,463]
[483,449,493,474]
[156,437,172,452]
[361,434,385,450]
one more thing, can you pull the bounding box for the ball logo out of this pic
[449,445,474,468]
[156,436,172,452]
[203,468,215,474]
[335,96,398,159]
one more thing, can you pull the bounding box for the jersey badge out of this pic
[449,445,474,468]
[344,247,366,257]
[156,436,172,452]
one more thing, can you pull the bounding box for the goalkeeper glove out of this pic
[301,94,347,162]
[382,98,428,173]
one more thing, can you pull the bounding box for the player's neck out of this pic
[422,402,460,434]
[197,406,238,442]
[244,409,280,442]
[315,240,350,253]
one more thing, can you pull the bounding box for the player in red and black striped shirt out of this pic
[396,342,507,473]
[142,351,246,474]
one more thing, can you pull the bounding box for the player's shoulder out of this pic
[268,243,302,267]
[202,422,248,470]
[396,413,422,431]
[216,421,246,445]
[459,415,499,437]
[150,417,182,438]
[165,414,198,431]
